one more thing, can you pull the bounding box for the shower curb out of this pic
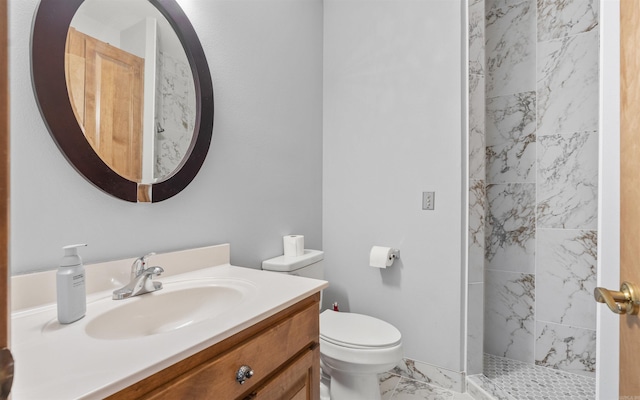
[466,374,515,400]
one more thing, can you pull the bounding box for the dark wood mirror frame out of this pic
[31,0,213,202]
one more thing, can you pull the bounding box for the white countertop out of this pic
[11,245,327,400]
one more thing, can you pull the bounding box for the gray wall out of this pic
[15,0,468,378]
[323,0,465,372]
[10,0,323,274]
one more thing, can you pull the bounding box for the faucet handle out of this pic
[141,252,156,263]
[131,252,156,278]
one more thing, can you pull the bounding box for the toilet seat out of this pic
[320,310,402,349]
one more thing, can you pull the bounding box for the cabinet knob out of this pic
[236,365,254,385]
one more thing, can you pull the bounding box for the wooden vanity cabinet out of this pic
[108,293,320,400]
[247,347,318,400]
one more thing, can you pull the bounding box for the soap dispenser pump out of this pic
[56,244,87,324]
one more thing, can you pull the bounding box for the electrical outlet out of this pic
[422,192,435,210]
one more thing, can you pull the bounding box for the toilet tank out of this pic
[261,249,324,280]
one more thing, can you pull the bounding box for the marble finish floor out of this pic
[374,353,595,400]
[380,372,474,400]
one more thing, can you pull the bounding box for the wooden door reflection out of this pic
[66,27,143,182]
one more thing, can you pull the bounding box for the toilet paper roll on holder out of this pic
[369,246,401,268]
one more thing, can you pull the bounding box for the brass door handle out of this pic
[594,281,640,315]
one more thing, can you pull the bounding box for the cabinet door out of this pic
[245,346,319,400]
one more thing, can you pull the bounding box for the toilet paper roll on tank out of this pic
[283,235,305,257]
[369,246,400,268]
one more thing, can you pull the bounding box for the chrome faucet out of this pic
[113,252,164,300]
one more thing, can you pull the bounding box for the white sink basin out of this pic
[85,278,256,340]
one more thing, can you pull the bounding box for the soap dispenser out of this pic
[57,244,87,324]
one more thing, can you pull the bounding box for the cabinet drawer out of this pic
[244,345,319,400]
[145,302,319,399]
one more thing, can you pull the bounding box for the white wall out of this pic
[596,0,620,397]
[10,0,323,273]
[121,18,157,183]
[323,0,464,371]
[70,13,121,47]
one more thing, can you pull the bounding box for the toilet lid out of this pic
[320,310,402,349]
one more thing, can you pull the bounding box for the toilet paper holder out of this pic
[369,246,400,268]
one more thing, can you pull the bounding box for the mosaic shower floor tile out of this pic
[482,354,595,400]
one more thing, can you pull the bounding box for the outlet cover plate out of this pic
[422,191,435,210]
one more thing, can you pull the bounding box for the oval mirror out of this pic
[31,0,213,202]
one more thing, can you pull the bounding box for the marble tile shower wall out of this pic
[154,51,197,178]
[483,0,599,378]
[467,0,486,376]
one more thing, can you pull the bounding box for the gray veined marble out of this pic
[535,322,596,377]
[393,359,464,392]
[469,74,486,181]
[485,183,535,272]
[381,372,403,400]
[469,180,486,284]
[485,270,535,363]
[469,0,485,76]
[537,29,599,136]
[467,374,516,400]
[486,91,536,184]
[389,380,458,400]
[379,372,473,400]
[536,229,597,329]
[537,130,598,229]
[537,0,599,42]
[485,0,536,97]
[468,0,486,384]
[467,283,484,375]
[479,0,601,385]
[155,51,197,179]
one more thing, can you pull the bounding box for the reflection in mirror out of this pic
[33,0,213,202]
[65,0,196,184]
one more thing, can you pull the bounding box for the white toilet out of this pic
[262,250,403,400]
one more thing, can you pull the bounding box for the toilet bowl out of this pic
[319,310,403,400]
[262,250,403,400]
